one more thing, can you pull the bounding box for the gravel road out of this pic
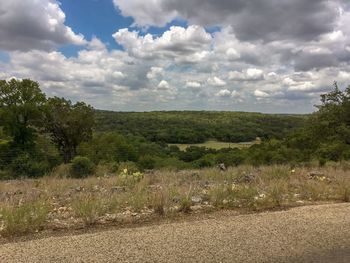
[1,203,350,263]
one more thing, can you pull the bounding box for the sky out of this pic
[0,0,350,113]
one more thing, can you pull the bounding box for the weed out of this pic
[72,195,106,225]
[0,200,49,236]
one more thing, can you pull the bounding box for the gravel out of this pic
[1,203,350,263]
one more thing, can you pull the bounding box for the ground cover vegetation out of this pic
[0,164,349,237]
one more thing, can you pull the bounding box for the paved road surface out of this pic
[1,203,350,263]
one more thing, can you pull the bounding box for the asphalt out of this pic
[1,203,350,263]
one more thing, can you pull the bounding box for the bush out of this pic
[70,156,95,178]
[72,195,106,225]
[0,201,49,236]
[9,153,48,178]
[137,155,156,170]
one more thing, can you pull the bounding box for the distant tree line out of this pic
[1,79,349,179]
[94,110,306,144]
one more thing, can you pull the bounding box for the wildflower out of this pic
[319,176,326,182]
[259,193,266,199]
[123,168,128,174]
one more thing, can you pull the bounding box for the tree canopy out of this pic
[0,79,46,146]
[44,97,95,163]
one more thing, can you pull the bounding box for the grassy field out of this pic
[1,163,350,237]
[169,140,256,150]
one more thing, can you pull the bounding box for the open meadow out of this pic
[168,140,256,150]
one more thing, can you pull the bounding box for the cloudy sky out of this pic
[0,0,349,113]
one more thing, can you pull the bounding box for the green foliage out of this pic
[44,97,95,163]
[70,156,95,178]
[137,155,156,170]
[0,201,49,236]
[2,78,350,178]
[95,110,306,144]
[0,79,46,147]
[215,149,245,167]
[193,154,216,168]
[9,153,49,178]
[78,132,137,164]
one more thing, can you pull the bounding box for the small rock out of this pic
[191,172,200,178]
[218,163,227,171]
[191,196,202,204]
[58,206,68,213]
[222,199,229,205]
[148,185,162,191]
[190,205,203,211]
[104,213,117,221]
[75,186,84,192]
[111,186,126,193]
[244,173,255,183]
[172,196,181,203]
[308,171,325,178]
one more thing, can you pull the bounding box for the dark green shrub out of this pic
[70,156,95,178]
[9,153,48,178]
[137,155,156,170]
[193,154,216,168]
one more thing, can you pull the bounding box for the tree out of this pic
[0,79,46,147]
[77,132,137,164]
[313,82,350,145]
[44,97,95,163]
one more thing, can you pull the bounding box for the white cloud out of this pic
[0,0,86,51]
[216,89,231,97]
[288,82,316,91]
[254,90,270,98]
[157,80,170,90]
[147,67,164,79]
[113,0,178,27]
[225,48,240,60]
[229,68,264,81]
[112,25,212,60]
[208,76,226,87]
[2,1,350,113]
[186,81,201,88]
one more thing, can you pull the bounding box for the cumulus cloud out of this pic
[186,81,201,89]
[113,0,340,42]
[157,80,170,90]
[216,89,231,97]
[229,68,264,81]
[208,76,226,87]
[147,67,164,79]
[0,0,86,51]
[112,25,212,61]
[1,0,350,113]
[254,90,270,98]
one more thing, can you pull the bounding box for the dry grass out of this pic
[1,164,350,237]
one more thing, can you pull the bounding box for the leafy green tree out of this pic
[78,132,137,164]
[0,79,46,147]
[44,97,95,163]
[70,156,95,178]
[313,82,350,145]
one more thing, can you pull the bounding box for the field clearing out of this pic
[169,140,256,150]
